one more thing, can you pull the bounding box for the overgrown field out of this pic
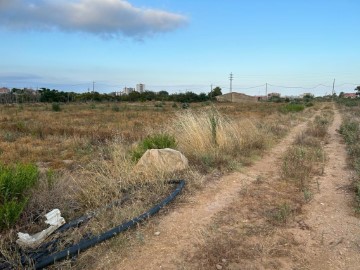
[0,101,316,268]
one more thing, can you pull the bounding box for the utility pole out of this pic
[332,78,336,96]
[92,81,95,93]
[266,83,268,100]
[229,72,233,102]
[210,84,213,100]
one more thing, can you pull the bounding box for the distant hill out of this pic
[216,92,258,103]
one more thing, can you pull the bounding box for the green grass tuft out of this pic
[131,133,177,161]
[0,163,39,229]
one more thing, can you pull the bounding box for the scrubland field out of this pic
[0,101,320,268]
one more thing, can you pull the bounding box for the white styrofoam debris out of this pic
[16,209,65,248]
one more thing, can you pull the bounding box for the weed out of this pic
[182,103,189,109]
[279,104,305,113]
[339,113,360,210]
[168,109,268,171]
[131,133,177,161]
[270,203,292,224]
[52,103,61,112]
[3,132,19,142]
[0,163,39,229]
[282,111,329,190]
[112,105,120,112]
[303,189,312,202]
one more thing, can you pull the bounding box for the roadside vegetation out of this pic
[0,100,316,268]
[338,98,360,211]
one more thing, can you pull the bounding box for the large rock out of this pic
[135,148,188,174]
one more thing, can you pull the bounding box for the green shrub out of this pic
[339,120,359,145]
[0,163,39,229]
[131,134,177,161]
[52,102,61,112]
[112,105,120,112]
[182,103,189,109]
[279,104,305,113]
[0,200,27,229]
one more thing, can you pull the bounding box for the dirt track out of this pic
[115,106,360,270]
[289,108,360,269]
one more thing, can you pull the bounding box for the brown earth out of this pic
[113,106,360,270]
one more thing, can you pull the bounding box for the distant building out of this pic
[343,93,357,99]
[0,87,10,94]
[136,84,145,93]
[123,87,135,95]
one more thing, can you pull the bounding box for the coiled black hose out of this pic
[33,180,185,269]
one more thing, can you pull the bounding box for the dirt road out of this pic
[115,107,360,270]
[290,109,360,269]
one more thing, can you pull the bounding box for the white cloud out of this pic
[0,0,187,38]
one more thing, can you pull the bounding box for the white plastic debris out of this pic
[16,209,65,248]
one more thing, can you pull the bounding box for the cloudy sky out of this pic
[0,0,359,96]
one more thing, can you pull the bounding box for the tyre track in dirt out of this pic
[290,108,360,270]
[115,116,315,270]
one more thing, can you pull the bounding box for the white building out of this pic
[136,84,145,93]
[123,87,135,95]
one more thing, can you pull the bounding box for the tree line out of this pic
[0,87,223,104]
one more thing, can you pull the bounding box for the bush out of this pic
[52,102,61,112]
[112,105,120,112]
[279,104,305,113]
[0,163,39,229]
[131,134,177,161]
[182,103,189,109]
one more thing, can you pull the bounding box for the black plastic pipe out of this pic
[33,180,185,269]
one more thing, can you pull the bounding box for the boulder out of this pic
[135,148,188,174]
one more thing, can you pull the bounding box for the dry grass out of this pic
[0,101,308,268]
[0,102,176,168]
[167,108,297,172]
[169,109,264,155]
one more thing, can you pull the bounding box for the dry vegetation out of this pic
[180,107,333,270]
[338,100,360,211]
[0,101,314,268]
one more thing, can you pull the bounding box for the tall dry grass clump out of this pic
[167,109,266,170]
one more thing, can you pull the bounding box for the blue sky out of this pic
[0,0,359,96]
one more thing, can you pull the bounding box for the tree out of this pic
[212,87,222,97]
[208,86,222,100]
[355,86,360,96]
